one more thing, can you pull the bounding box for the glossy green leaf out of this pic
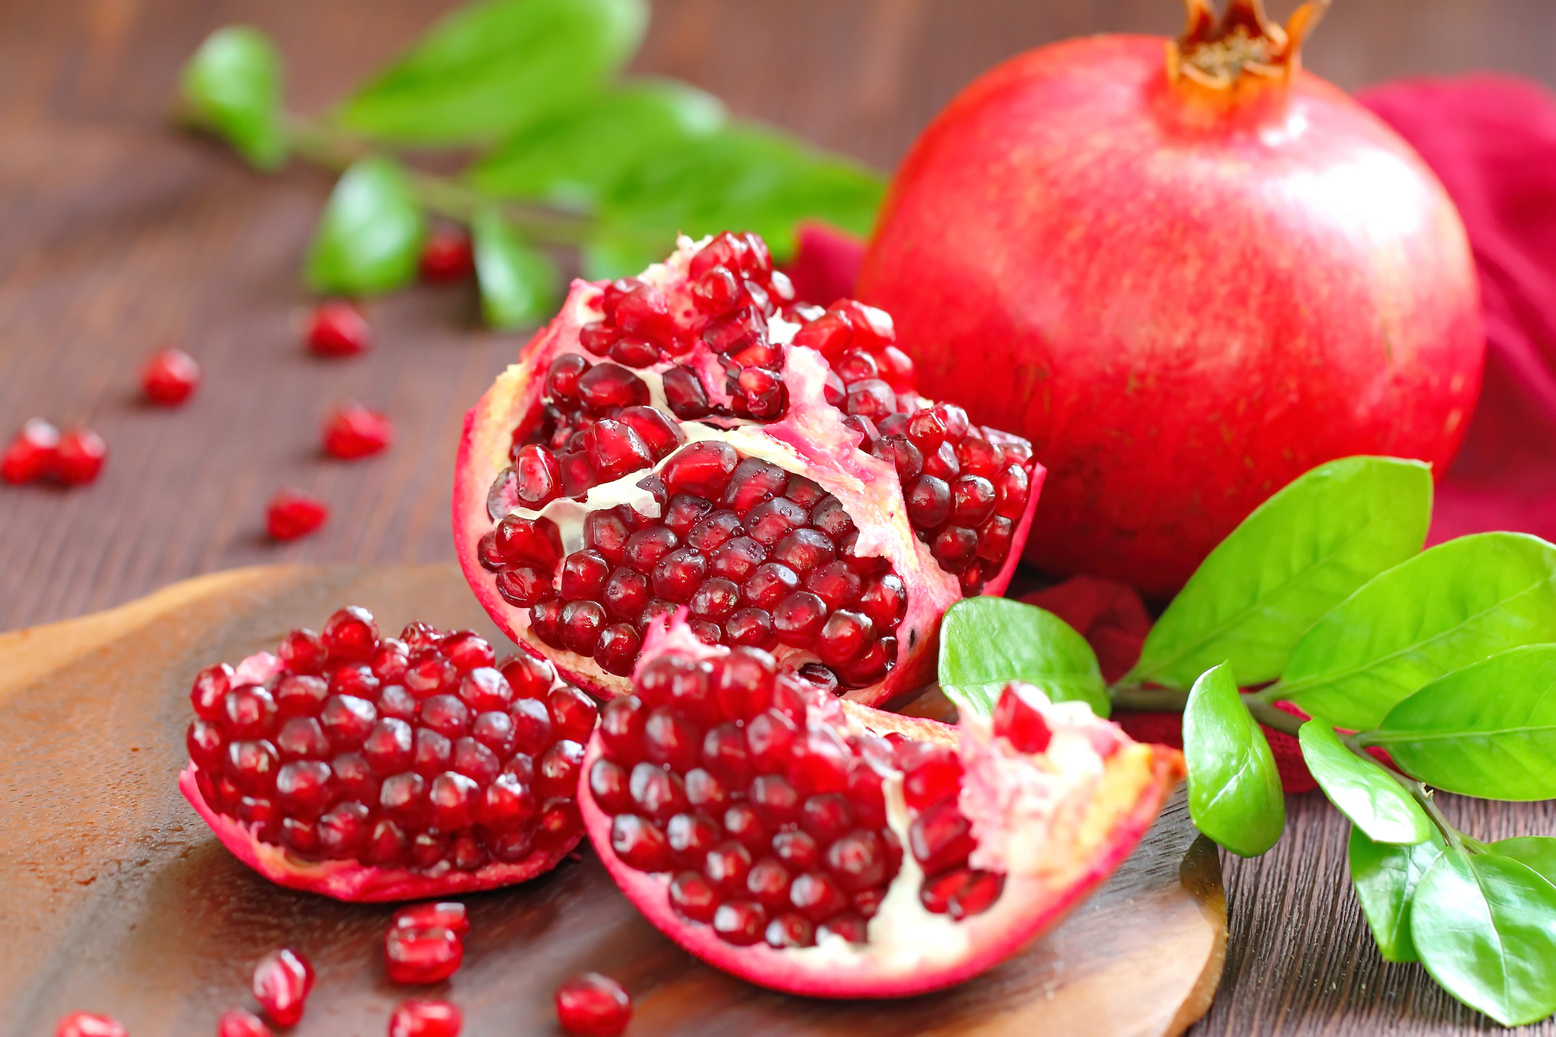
[1298,721,1431,845]
[1413,846,1556,1026]
[304,157,425,295]
[1493,836,1556,884]
[1280,532,1556,729]
[1367,645,1556,800]
[337,0,647,145]
[1348,823,1446,962]
[1182,663,1285,857]
[1132,457,1431,689]
[471,208,558,329]
[938,598,1108,719]
[469,81,726,207]
[179,26,286,169]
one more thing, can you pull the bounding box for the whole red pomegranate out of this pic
[858,0,1484,597]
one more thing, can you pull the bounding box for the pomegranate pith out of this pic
[555,973,631,1036]
[1,418,60,485]
[390,1000,463,1037]
[265,489,329,541]
[307,301,371,357]
[579,619,1185,998]
[180,607,589,901]
[54,1013,127,1037]
[141,347,201,406]
[454,231,1045,705]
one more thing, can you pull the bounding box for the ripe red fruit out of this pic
[217,1007,272,1037]
[141,347,201,406]
[53,428,108,485]
[554,973,631,1036]
[1,418,59,484]
[390,1000,463,1037]
[54,1012,127,1037]
[266,489,329,540]
[307,301,371,357]
[454,231,1045,706]
[322,402,394,460]
[858,1,1485,597]
[253,947,313,1026]
[420,228,475,282]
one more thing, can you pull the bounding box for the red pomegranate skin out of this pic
[858,34,1484,597]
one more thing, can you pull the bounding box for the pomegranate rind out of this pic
[179,764,582,902]
[577,622,1185,998]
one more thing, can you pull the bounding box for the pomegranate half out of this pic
[577,619,1183,996]
[857,0,1484,597]
[454,231,1044,704]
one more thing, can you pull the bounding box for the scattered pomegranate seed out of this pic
[217,1007,272,1037]
[1,418,59,484]
[993,683,1052,752]
[420,228,475,282]
[266,489,329,541]
[389,1000,463,1037]
[322,401,394,460]
[393,902,469,938]
[307,301,371,357]
[140,347,201,406]
[385,924,463,984]
[54,427,108,485]
[253,947,313,1026]
[555,973,631,1036]
[54,1012,127,1037]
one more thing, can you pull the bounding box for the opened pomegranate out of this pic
[179,606,591,901]
[454,231,1044,704]
[858,0,1484,597]
[577,619,1183,997]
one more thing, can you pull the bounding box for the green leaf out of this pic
[179,26,287,169]
[1412,845,1556,1026]
[937,598,1108,719]
[471,208,559,329]
[469,80,727,208]
[336,0,647,145]
[1182,662,1285,857]
[1132,457,1431,689]
[1367,645,1556,800]
[1493,836,1556,884]
[1298,721,1431,845]
[304,157,425,296]
[1348,823,1446,962]
[1280,532,1556,729]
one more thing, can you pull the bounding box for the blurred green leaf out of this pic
[938,597,1109,719]
[1299,721,1432,845]
[1349,823,1447,963]
[305,157,425,295]
[1183,662,1285,857]
[337,0,647,145]
[180,26,287,169]
[471,207,558,329]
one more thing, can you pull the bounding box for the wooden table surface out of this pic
[2,1,1554,1033]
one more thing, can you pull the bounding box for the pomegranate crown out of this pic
[1166,0,1329,90]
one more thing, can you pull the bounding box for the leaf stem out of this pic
[1243,696,1303,737]
[1108,683,1189,712]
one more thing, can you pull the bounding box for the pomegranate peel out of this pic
[577,619,1184,998]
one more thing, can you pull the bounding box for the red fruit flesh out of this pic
[180,607,589,901]
[390,1000,463,1037]
[2,418,60,484]
[141,347,202,406]
[54,428,107,485]
[54,1013,127,1037]
[307,301,371,357]
[858,9,1483,598]
[253,948,312,1026]
[265,489,329,541]
[218,1007,273,1037]
[578,620,1185,998]
[555,973,631,1036]
[420,228,475,283]
[454,232,1044,705]
[323,401,395,460]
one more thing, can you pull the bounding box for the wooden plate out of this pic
[0,564,1225,1035]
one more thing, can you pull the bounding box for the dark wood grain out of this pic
[2,1,1553,1033]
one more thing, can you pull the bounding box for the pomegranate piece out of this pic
[266,489,329,540]
[217,1007,272,1037]
[53,427,107,485]
[385,924,463,984]
[178,607,589,902]
[54,1013,127,1037]
[455,231,1045,707]
[420,227,475,282]
[390,1000,463,1037]
[1,418,60,484]
[141,347,201,406]
[307,301,371,356]
[555,973,631,1036]
[323,401,394,459]
[577,619,1185,998]
[253,947,313,1026]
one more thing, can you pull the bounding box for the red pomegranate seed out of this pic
[390,999,463,1037]
[307,301,371,356]
[1,418,60,485]
[420,227,475,282]
[218,1007,272,1037]
[266,489,329,541]
[141,347,201,406]
[993,683,1053,752]
[252,947,313,1026]
[53,427,107,485]
[555,973,631,1036]
[54,1012,127,1037]
[322,401,394,460]
[385,925,463,984]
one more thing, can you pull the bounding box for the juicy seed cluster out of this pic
[481,440,908,689]
[185,607,596,877]
[592,645,1002,953]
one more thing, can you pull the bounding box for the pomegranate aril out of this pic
[800,793,856,843]
[711,536,766,582]
[307,301,370,356]
[141,347,201,406]
[611,813,669,870]
[616,405,682,460]
[389,999,463,1037]
[666,811,721,865]
[624,526,679,573]
[932,526,979,573]
[819,912,869,943]
[386,925,463,984]
[993,683,1053,752]
[816,610,873,666]
[994,463,1031,518]
[581,419,652,481]
[857,574,906,633]
[577,363,651,410]
[555,972,631,1036]
[45,427,106,486]
[55,1012,128,1037]
[496,515,562,571]
[218,1007,272,1037]
[670,870,719,922]
[685,767,730,811]
[909,798,977,875]
[906,475,952,531]
[745,497,808,546]
[826,829,890,892]
[253,947,313,1026]
[741,561,798,609]
[773,591,828,647]
[546,354,588,401]
[267,489,328,540]
[713,899,767,946]
[323,401,393,459]
[844,378,895,420]
[661,365,711,419]
[789,871,850,923]
[661,441,738,497]
[765,912,816,948]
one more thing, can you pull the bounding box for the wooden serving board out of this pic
[0,564,1226,1037]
